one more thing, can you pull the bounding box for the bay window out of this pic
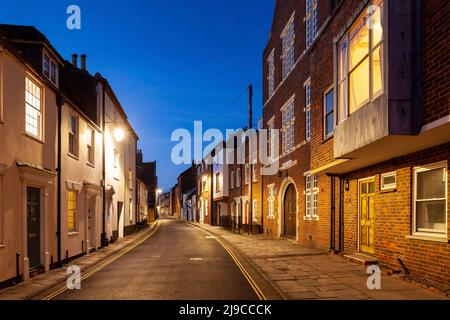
[338,1,384,123]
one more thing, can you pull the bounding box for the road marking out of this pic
[188,223,267,300]
[41,221,161,300]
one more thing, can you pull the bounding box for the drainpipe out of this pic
[261,167,264,234]
[328,175,336,252]
[339,176,344,253]
[101,85,107,247]
[56,94,63,267]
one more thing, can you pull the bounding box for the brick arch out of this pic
[277,177,299,240]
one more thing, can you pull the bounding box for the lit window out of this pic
[25,77,42,139]
[324,88,335,137]
[305,174,318,218]
[305,80,311,141]
[414,163,447,236]
[43,52,58,86]
[215,173,221,193]
[338,1,384,122]
[281,97,295,155]
[306,0,318,48]
[68,115,79,157]
[87,127,95,165]
[281,15,295,80]
[68,190,78,233]
[267,50,275,97]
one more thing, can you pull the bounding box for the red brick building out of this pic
[261,0,449,285]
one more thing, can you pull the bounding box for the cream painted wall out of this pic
[0,48,58,282]
[60,103,103,259]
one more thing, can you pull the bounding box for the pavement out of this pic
[186,220,449,300]
[0,221,159,300]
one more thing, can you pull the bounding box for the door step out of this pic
[344,253,378,266]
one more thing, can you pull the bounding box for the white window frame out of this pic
[267,184,276,219]
[281,96,295,155]
[25,76,43,140]
[380,171,397,191]
[323,86,335,138]
[267,49,275,97]
[281,13,295,80]
[304,79,311,142]
[253,199,258,222]
[245,164,250,185]
[215,172,221,193]
[87,127,95,165]
[305,174,319,219]
[267,118,275,164]
[252,160,258,182]
[236,168,241,188]
[231,170,235,189]
[306,0,318,48]
[68,114,79,157]
[42,51,58,87]
[413,162,448,237]
[67,189,78,234]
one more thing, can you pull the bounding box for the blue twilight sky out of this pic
[0,0,275,191]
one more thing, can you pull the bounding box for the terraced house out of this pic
[262,0,449,285]
[0,24,140,286]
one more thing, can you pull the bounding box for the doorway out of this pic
[359,178,375,254]
[87,197,96,251]
[117,201,124,238]
[283,184,296,238]
[27,187,41,270]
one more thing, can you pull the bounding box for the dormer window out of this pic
[43,52,58,86]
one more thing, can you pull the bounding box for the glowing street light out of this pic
[113,127,125,142]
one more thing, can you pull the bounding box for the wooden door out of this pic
[27,187,41,269]
[284,184,296,238]
[359,179,375,254]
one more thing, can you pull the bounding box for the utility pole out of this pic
[248,83,253,235]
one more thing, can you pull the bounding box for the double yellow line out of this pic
[42,221,160,300]
[215,238,267,300]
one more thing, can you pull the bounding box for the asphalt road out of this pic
[50,218,259,300]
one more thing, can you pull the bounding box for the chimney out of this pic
[71,54,78,67]
[80,54,87,71]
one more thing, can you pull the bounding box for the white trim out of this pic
[323,85,335,139]
[413,161,448,237]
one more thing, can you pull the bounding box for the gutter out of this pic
[101,85,107,247]
[56,94,63,267]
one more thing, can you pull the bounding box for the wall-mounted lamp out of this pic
[345,179,350,192]
[113,128,125,142]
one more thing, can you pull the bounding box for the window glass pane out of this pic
[371,4,383,47]
[338,81,347,123]
[325,90,334,113]
[417,168,446,199]
[416,200,446,232]
[349,16,369,70]
[372,44,383,96]
[339,39,348,82]
[349,57,369,113]
[326,114,334,136]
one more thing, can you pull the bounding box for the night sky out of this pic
[0,0,275,190]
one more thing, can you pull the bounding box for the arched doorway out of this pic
[283,184,297,238]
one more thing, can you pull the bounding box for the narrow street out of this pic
[37,219,260,300]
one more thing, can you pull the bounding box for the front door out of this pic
[27,187,41,270]
[117,201,124,238]
[87,198,96,250]
[284,184,296,238]
[359,178,375,254]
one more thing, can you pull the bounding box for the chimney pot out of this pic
[71,54,78,67]
[80,54,87,71]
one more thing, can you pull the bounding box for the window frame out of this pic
[267,117,275,164]
[281,96,295,156]
[323,86,335,139]
[305,174,319,219]
[129,198,133,222]
[231,170,235,189]
[25,76,43,141]
[413,162,448,238]
[245,164,250,185]
[252,160,258,182]
[87,126,95,165]
[267,184,275,219]
[281,13,295,80]
[337,0,384,123]
[42,51,59,87]
[267,49,275,98]
[68,114,79,157]
[236,168,241,188]
[67,190,78,233]
[215,172,221,193]
[304,79,311,142]
[306,0,318,49]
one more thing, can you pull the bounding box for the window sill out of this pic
[304,216,319,221]
[322,134,334,144]
[0,244,5,249]
[67,153,79,161]
[68,232,79,237]
[24,133,44,144]
[406,234,448,243]
[87,162,95,168]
